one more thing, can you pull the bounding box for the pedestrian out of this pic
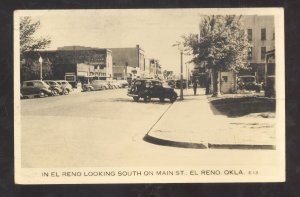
[193,80,198,95]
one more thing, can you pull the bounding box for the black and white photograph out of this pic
[14,8,285,184]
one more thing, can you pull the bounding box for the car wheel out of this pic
[169,94,177,103]
[87,87,92,92]
[159,97,165,102]
[144,94,151,102]
[133,96,140,102]
[63,89,70,95]
[52,89,59,96]
[39,91,46,98]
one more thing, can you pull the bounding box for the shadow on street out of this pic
[111,98,172,105]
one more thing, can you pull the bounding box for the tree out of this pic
[20,16,51,80]
[182,15,251,97]
[20,16,51,56]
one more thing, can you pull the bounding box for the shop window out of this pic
[25,82,34,87]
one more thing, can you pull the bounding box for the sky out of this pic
[17,9,202,74]
[16,8,281,75]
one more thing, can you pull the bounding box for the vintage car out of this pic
[237,75,262,93]
[175,79,187,89]
[44,80,63,96]
[82,80,109,91]
[127,79,178,103]
[116,80,129,88]
[21,80,53,98]
[55,80,73,95]
[167,80,176,88]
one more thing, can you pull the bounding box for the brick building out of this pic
[21,47,113,87]
[109,45,145,80]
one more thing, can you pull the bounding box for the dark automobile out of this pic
[167,80,176,88]
[44,80,63,96]
[265,76,275,97]
[21,80,53,98]
[237,76,262,92]
[127,79,178,103]
[175,79,187,89]
[55,80,73,95]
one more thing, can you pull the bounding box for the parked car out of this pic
[82,80,108,91]
[44,80,63,96]
[117,80,129,88]
[108,80,120,89]
[167,80,176,88]
[237,75,262,93]
[21,80,53,98]
[175,79,187,89]
[55,80,73,95]
[127,79,178,103]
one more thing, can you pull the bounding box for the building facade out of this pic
[109,45,145,80]
[241,15,275,82]
[22,47,113,87]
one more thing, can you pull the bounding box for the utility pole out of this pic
[180,50,184,100]
[39,56,43,80]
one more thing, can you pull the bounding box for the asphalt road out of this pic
[20,89,277,168]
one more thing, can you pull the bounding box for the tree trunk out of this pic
[205,72,210,95]
[212,67,221,97]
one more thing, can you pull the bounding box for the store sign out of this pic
[65,75,76,82]
[77,71,88,77]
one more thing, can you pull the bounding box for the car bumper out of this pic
[127,93,138,97]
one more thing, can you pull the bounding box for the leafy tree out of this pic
[20,16,51,80]
[182,15,251,97]
[20,16,51,56]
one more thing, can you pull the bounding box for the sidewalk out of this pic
[145,88,276,149]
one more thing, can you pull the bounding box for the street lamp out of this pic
[178,43,184,100]
[38,56,43,80]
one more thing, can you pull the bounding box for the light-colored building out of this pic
[203,15,275,94]
[109,45,145,80]
[241,15,275,82]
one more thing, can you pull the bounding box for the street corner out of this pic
[143,132,208,149]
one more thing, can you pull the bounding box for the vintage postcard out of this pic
[14,8,285,184]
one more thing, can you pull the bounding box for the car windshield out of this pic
[162,82,171,88]
[40,81,50,88]
[240,77,255,83]
[134,81,142,86]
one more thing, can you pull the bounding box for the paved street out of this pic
[21,89,277,168]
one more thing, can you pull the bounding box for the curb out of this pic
[143,134,208,149]
[144,92,276,150]
[144,134,276,150]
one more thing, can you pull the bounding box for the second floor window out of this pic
[247,29,252,41]
[261,28,266,40]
